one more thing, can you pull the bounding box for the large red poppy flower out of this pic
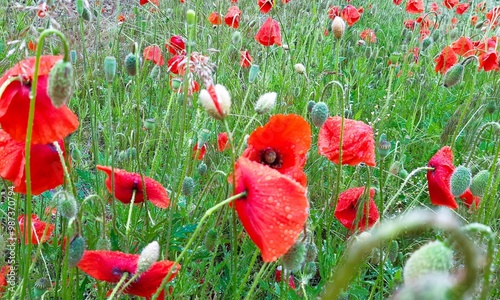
[478,51,499,71]
[335,187,379,231]
[0,266,10,293]
[427,146,458,209]
[208,12,222,25]
[451,36,474,57]
[18,214,55,244]
[341,5,361,26]
[255,17,282,47]
[224,6,241,29]
[434,46,458,74]
[242,114,311,186]
[0,130,65,195]
[233,157,309,262]
[318,116,376,167]
[455,3,470,14]
[78,250,179,298]
[165,36,185,55]
[443,0,458,9]
[258,0,274,13]
[406,0,424,14]
[0,56,79,145]
[143,45,164,66]
[96,166,170,208]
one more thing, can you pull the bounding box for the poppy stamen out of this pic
[261,147,283,169]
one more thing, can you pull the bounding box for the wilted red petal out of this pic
[18,214,55,244]
[96,165,170,208]
[318,116,376,167]
[143,45,164,66]
[234,157,309,262]
[224,6,241,29]
[255,17,282,47]
[242,114,311,186]
[459,189,480,209]
[165,36,185,55]
[334,187,379,231]
[427,146,458,209]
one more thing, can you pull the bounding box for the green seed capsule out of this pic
[470,170,489,197]
[450,165,472,196]
[48,60,74,108]
[124,53,138,76]
[443,63,464,88]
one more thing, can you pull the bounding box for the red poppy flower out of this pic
[470,15,478,26]
[0,266,10,293]
[78,250,179,298]
[193,143,207,160]
[476,2,487,13]
[255,17,282,47]
[27,40,37,52]
[459,189,480,209]
[478,50,499,71]
[474,37,497,54]
[341,5,361,26]
[258,0,274,14]
[240,50,252,68]
[165,36,185,55]
[318,116,376,167]
[360,29,377,43]
[208,12,222,25]
[0,130,65,195]
[406,0,424,14]
[442,0,458,9]
[427,146,458,209]
[334,187,379,231]
[0,56,79,145]
[242,114,311,186]
[96,165,170,208]
[224,6,241,29]
[233,157,309,262]
[434,46,458,74]
[275,266,297,289]
[140,0,158,5]
[282,0,290,3]
[328,6,340,19]
[404,19,417,30]
[451,36,474,57]
[486,7,500,27]
[456,3,470,15]
[430,2,441,13]
[167,55,183,74]
[393,0,403,5]
[18,214,55,244]
[217,132,229,152]
[143,45,164,66]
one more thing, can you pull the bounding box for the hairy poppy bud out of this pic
[34,278,51,298]
[421,37,433,50]
[443,63,464,88]
[186,9,196,25]
[331,16,345,39]
[450,165,472,196]
[182,176,195,196]
[393,273,452,300]
[307,100,316,114]
[311,102,329,127]
[48,60,74,108]
[204,229,218,252]
[138,241,160,273]
[403,241,453,282]
[249,64,260,83]
[124,53,138,76]
[149,65,161,80]
[431,30,440,42]
[369,247,383,265]
[70,50,77,64]
[81,7,92,21]
[68,235,86,268]
[197,161,208,176]
[282,241,307,272]
[294,63,306,74]
[199,84,231,120]
[449,27,459,40]
[304,242,318,263]
[96,237,111,250]
[387,240,399,263]
[254,92,277,114]
[57,191,78,220]
[470,170,489,197]
[232,31,242,46]
[103,56,117,82]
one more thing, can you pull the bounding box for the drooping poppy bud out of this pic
[311,102,329,127]
[449,165,472,196]
[403,241,453,282]
[68,235,86,268]
[48,59,75,108]
[282,241,307,272]
[443,63,464,88]
[470,170,489,197]
[124,53,138,76]
[248,64,260,83]
[57,191,78,220]
[307,100,316,114]
[182,176,195,196]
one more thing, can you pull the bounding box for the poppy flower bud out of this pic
[144,118,155,131]
[304,242,318,263]
[421,37,433,51]
[34,278,51,298]
[48,60,74,108]
[393,273,452,300]
[103,56,117,82]
[197,129,211,148]
[331,16,345,39]
[182,176,195,196]
[387,240,399,263]
[403,241,453,282]
[149,65,161,80]
[249,64,260,83]
[254,92,277,114]
[68,235,86,268]
[124,53,138,76]
[449,27,459,40]
[232,31,242,46]
[307,100,316,114]
[470,170,489,197]
[57,191,78,220]
[311,102,329,127]
[186,9,196,25]
[204,229,218,252]
[431,30,440,42]
[389,161,402,175]
[364,46,372,59]
[138,241,160,273]
[294,63,306,74]
[303,261,317,277]
[197,161,208,176]
[170,78,182,90]
[96,237,111,250]
[377,134,391,158]
[399,168,409,178]
[81,7,92,21]
[486,101,496,114]
[443,63,464,88]
[70,50,77,64]
[282,241,307,272]
[198,84,231,120]
[450,165,472,196]
[126,147,137,159]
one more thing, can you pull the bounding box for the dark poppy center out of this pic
[260,147,283,169]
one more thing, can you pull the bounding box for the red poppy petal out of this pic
[255,17,282,47]
[459,189,480,209]
[18,214,55,244]
[78,250,139,282]
[334,187,379,231]
[427,146,458,209]
[0,130,24,182]
[234,157,309,262]
[126,260,179,297]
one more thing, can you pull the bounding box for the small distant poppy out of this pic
[275,266,297,289]
[0,266,10,293]
[404,19,417,30]
[393,0,403,5]
[78,250,179,298]
[96,165,170,208]
[406,0,424,14]
[18,214,55,244]
[224,6,241,29]
[27,40,37,52]
[193,143,207,160]
[217,132,229,152]
[143,45,164,66]
[451,36,474,57]
[0,130,65,195]
[258,0,274,14]
[459,189,480,209]
[233,157,309,262]
[167,54,184,74]
[240,50,252,68]
[434,46,458,74]
[208,12,222,25]
[430,2,441,13]
[282,0,291,3]
[318,116,376,167]
[255,17,282,47]
[242,114,311,186]
[334,187,379,231]
[478,50,499,71]
[427,146,458,209]
[0,56,79,145]
[140,0,159,5]
[475,2,487,13]
[165,36,185,55]
[360,29,377,43]
[341,5,361,26]
[456,3,470,15]
[328,6,340,19]
[486,7,500,26]
[470,15,478,26]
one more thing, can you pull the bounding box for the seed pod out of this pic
[304,242,318,263]
[197,162,208,176]
[71,146,82,161]
[34,278,51,298]
[443,63,464,88]
[377,134,391,158]
[470,170,489,197]
[124,53,138,76]
[48,60,74,108]
[403,241,453,282]
[311,102,329,127]
[182,176,195,196]
[144,118,155,131]
[282,241,307,272]
[307,100,316,114]
[450,166,472,196]
[68,235,86,268]
[103,56,117,82]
